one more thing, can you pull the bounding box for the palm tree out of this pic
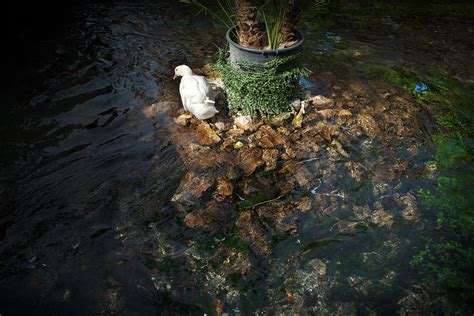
[235,0,303,49]
[235,0,264,49]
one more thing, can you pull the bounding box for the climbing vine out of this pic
[214,55,306,117]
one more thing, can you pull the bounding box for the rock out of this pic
[318,109,337,120]
[143,101,178,118]
[296,196,312,213]
[211,245,251,276]
[234,115,256,131]
[255,126,285,149]
[371,209,394,227]
[331,140,350,158]
[268,112,292,126]
[399,193,417,220]
[337,109,353,124]
[237,147,264,176]
[184,201,232,230]
[293,165,313,189]
[196,122,221,145]
[214,176,233,201]
[333,219,369,234]
[174,113,191,126]
[308,95,334,107]
[356,114,379,138]
[262,149,278,171]
[172,172,215,205]
[236,211,272,256]
[214,119,233,131]
[282,144,296,160]
[308,259,326,276]
[256,202,298,235]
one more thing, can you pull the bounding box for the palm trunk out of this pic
[235,0,264,49]
[281,0,301,44]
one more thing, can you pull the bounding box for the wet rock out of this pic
[255,125,285,149]
[214,119,233,131]
[171,172,215,205]
[308,95,334,107]
[143,101,179,118]
[236,211,272,256]
[268,112,291,126]
[356,114,379,138]
[293,165,313,189]
[196,122,221,145]
[237,147,264,176]
[211,245,251,276]
[282,143,296,160]
[353,205,371,220]
[295,196,312,213]
[262,149,278,171]
[337,109,353,124]
[234,115,257,131]
[276,174,296,196]
[308,259,327,276]
[174,113,191,126]
[399,193,418,220]
[184,201,232,230]
[257,201,298,235]
[371,208,394,227]
[331,140,350,158]
[214,176,233,201]
[318,109,337,120]
[333,219,369,234]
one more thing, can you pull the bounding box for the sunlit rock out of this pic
[234,115,257,131]
[255,125,285,149]
[237,147,264,176]
[262,149,278,171]
[196,122,221,145]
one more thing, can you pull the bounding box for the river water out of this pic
[2,1,473,314]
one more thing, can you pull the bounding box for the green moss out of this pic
[214,55,306,117]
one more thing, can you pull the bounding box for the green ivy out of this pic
[213,55,306,117]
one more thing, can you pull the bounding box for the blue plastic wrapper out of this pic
[414,82,428,93]
[299,76,317,92]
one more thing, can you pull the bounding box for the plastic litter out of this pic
[414,82,428,93]
[299,76,317,92]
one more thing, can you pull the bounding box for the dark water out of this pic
[2,0,473,314]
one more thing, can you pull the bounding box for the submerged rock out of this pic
[171,172,215,205]
[399,193,418,220]
[356,114,379,138]
[184,201,232,231]
[214,176,234,201]
[308,259,327,276]
[236,211,272,256]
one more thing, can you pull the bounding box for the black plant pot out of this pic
[226,26,304,64]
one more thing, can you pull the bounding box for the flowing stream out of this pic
[2,1,473,314]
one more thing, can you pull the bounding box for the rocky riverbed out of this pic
[139,66,450,314]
